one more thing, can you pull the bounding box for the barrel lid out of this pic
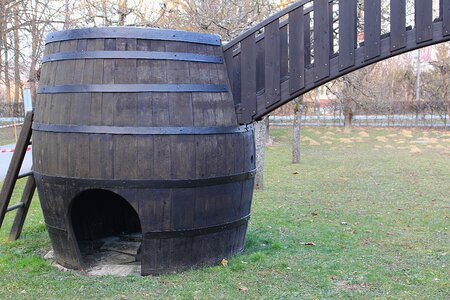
[45,27,221,46]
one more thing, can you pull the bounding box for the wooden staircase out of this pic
[0,111,36,241]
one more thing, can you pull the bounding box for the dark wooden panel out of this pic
[390,0,407,51]
[224,49,234,86]
[232,54,242,116]
[339,0,357,69]
[289,6,305,94]
[264,20,281,108]
[444,0,450,36]
[364,0,381,60]
[240,35,257,123]
[280,24,289,81]
[314,0,330,81]
[415,0,433,43]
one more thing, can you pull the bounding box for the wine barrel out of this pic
[33,28,255,275]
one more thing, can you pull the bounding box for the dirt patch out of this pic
[334,280,371,292]
[339,138,354,144]
[410,146,422,154]
[384,145,394,149]
[358,131,369,137]
[376,136,387,142]
[424,137,439,144]
[401,130,413,138]
[323,141,333,145]
[304,136,321,146]
[386,134,397,138]
[321,135,335,141]
[434,144,446,150]
[325,131,336,135]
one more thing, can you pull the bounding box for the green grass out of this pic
[1,127,449,299]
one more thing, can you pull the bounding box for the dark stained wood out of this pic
[264,20,281,108]
[390,0,407,51]
[364,0,381,60]
[0,112,34,229]
[415,0,433,43]
[9,175,36,241]
[34,28,255,275]
[314,0,330,81]
[339,0,357,70]
[240,35,257,123]
[444,0,450,36]
[223,0,450,126]
[289,6,305,94]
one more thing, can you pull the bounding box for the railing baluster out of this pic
[240,35,257,123]
[264,20,281,108]
[391,0,407,51]
[444,0,450,36]
[415,0,433,43]
[364,0,381,60]
[314,0,330,81]
[230,52,242,118]
[224,49,237,103]
[339,0,357,70]
[289,6,305,94]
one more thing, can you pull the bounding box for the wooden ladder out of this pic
[0,111,36,241]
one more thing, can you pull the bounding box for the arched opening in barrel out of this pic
[70,189,142,270]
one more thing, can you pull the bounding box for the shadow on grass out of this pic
[244,230,281,253]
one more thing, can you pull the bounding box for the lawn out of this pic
[0,125,21,146]
[0,126,449,299]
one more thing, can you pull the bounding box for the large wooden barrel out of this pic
[33,28,255,275]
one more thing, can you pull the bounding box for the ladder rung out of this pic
[18,172,33,179]
[6,203,24,212]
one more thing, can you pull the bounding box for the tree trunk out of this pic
[28,0,40,106]
[13,2,21,116]
[292,98,303,164]
[254,117,267,190]
[343,105,353,132]
[316,87,321,126]
[64,0,72,29]
[3,31,12,115]
[118,0,128,26]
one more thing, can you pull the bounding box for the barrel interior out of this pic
[70,189,142,267]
